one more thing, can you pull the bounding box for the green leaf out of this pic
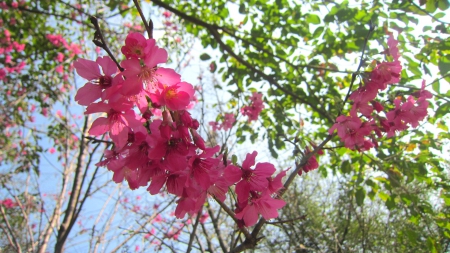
[435,102,450,118]
[239,3,247,14]
[231,154,238,165]
[306,14,321,24]
[200,53,211,61]
[427,237,438,253]
[438,0,450,10]
[312,26,324,39]
[432,80,440,93]
[426,0,438,13]
[355,187,365,206]
[341,160,351,174]
[438,55,450,75]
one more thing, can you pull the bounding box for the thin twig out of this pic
[186,210,202,253]
[212,198,252,241]
[339,21,375,116]
[133,0,153,38]
[89,16,124,72]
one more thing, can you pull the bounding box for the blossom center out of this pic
[98,75,112,88]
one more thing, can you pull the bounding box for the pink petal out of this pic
[155,68,181,86]
[75,83,102,106]
[166,91,190,110]
[121,76,143,96]
[238,205,259,227]
[254,162,276,177]
[145,47,168,67]
[242,151,257,170]
[177,82,195,98]
[122,58,142,77]
[97,56,118,76]
[85,102,111,114]
[147,174,167,195]
[89,117,109,136]
[74,58,100,80]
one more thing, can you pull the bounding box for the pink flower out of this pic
[387,34,400,61]
[55,52,64,63]
[349,84,378,104]
[209,121,221,131]
[235,151,276,202]
[370,61,402,88]
[299,155,318,175]
[187,146,220,190]
[241,92,264,121]
[74,56,119,105]
[222,113,235,130]
[235,191,286,227]
[46,34,67,47]
[55,65,64,73]
[150,81,195,111]
[412,80,433,100]
[0,198,16,208]
[85,100,142,149]
[121,32,148,59]
[329,115,361,138]
[267,169,287,194]
[121,46,169,96]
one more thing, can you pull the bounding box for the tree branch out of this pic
[133,0,153,39]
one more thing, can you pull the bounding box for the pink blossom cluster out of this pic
[0,198,17,209]
[298,145,324,176]
[0,1,25,9]
[241,92,264,122]
[209,112,236,131]
[46,34,82,58]
[0,29,26,81]
[74,32,285,226]
[329,34,432,150]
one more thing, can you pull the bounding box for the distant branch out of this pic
[408,0,450,25]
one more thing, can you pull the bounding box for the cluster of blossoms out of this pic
[209,112,236,131]
[0,198,17,209]
[241,92,264,122]
[0,28,26,81]
[74,32,285,226]
[329,34,432,150]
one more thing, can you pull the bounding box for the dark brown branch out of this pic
[186,210,202,253]
[266,215,307,225]
[89,16,124,72]
[133,0,153,39]
[339,21,375,116]
[85,136,113,145]
[54,117,89,253]
[207,205,228,252]
[212,198,252,241]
